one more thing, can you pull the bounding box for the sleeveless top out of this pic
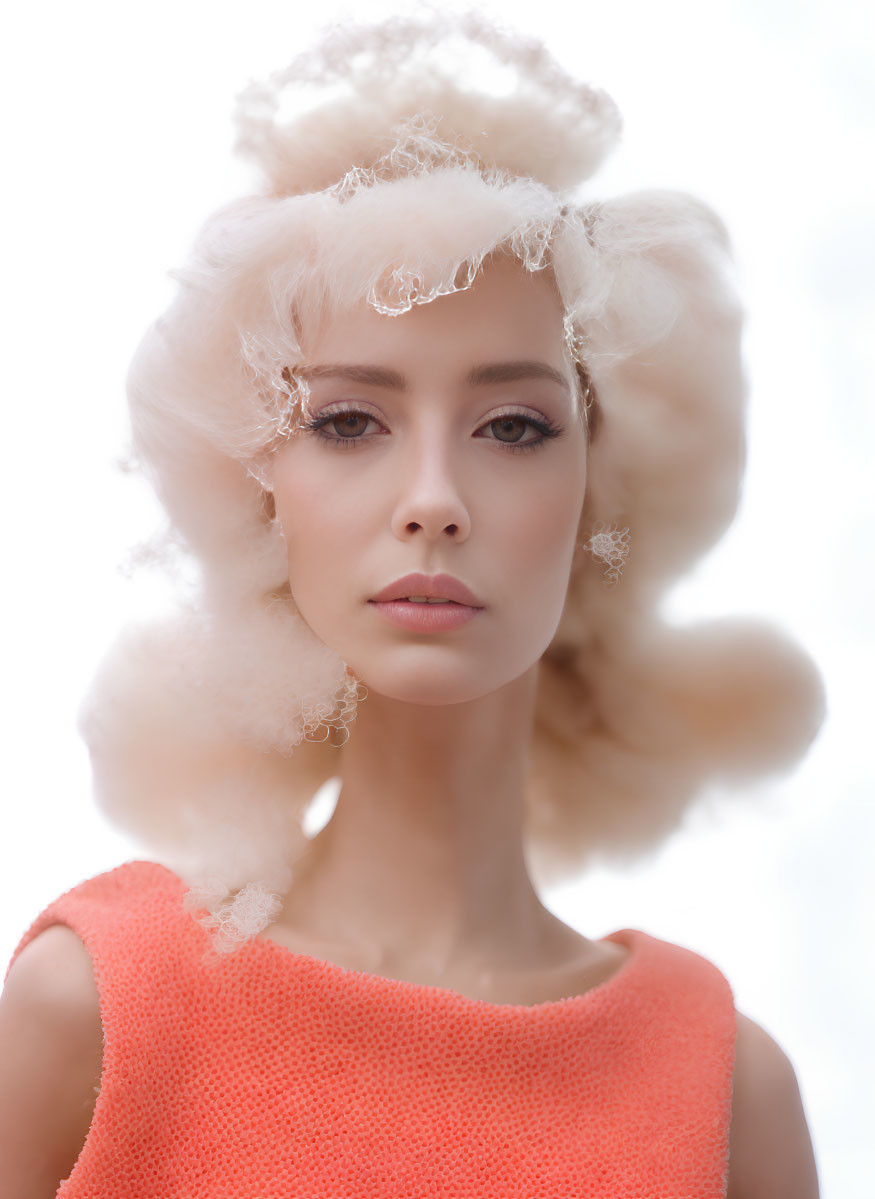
[5,859,737,1198]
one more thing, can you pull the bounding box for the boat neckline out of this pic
[146,858,643,1016]
[246,922,643,1015]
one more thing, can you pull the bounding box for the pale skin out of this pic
[0,253,819,1197]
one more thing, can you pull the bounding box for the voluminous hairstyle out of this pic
[79,8,826,952]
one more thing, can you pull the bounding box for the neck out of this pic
[278,662,565,979]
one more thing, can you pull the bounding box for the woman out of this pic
[0,10,824,1197]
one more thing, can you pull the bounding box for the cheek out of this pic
[272,459,328,584]
[495,459,585,626]
[509,457,584,561]
[282,498,360,591]
[272,455,379,615]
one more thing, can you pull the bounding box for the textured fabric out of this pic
[6,860,737,1198]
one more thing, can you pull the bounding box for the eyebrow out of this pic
[297,361,572,397]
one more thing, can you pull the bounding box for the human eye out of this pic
[297,402,385,449]
[476,410,565,454]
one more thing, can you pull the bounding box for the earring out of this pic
[581,520,631,589]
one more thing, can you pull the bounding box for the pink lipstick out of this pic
[368,572,484,633]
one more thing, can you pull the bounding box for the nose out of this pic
[389,429,472,544]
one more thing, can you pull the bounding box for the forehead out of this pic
[304,253,569,366]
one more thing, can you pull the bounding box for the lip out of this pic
[369,572,484,607]
[368,600,481,633]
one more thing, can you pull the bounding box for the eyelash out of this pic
[298,403,564,454]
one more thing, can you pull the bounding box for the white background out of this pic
[2,1,872,1194]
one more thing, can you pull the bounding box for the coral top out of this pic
[6,860,737,1198]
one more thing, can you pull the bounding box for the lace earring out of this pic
[580,520,631,589]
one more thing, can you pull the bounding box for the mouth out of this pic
[386,597,460,605]
[369,572,484,608]
[367,596,482,633]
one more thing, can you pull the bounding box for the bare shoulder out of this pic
[727,1009,820,1199]
[0,924,104,1199]
[3,923,100,1007]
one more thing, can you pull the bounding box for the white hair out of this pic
[78,8,826,952]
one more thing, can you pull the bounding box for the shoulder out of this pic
[2,922,102,1021]
[727,1009,820,1199]
[0,925,103,1196]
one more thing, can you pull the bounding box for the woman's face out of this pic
[270,252,587,705]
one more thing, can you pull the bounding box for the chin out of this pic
[351,663,508,707]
